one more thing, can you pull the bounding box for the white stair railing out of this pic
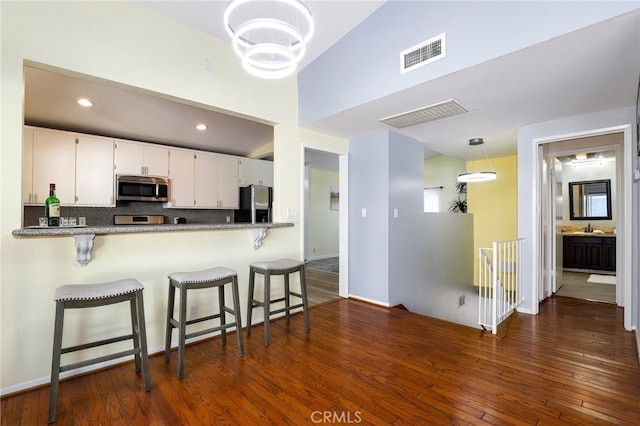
[478,238,525,334]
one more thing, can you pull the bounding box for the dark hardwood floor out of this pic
[2,296,639,425]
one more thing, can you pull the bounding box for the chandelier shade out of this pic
[457,171,497,183]
[457,138,497,183]
[224,0,314,79]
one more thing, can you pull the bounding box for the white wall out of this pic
[424,155,467,212]
[395,213,476,328]
[307,168,339,259]
[560,158,617,227]
[348,131,391,303]
[0,1,348,393]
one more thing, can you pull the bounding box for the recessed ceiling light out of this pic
[77,98,94,107]
[196,123,208,131]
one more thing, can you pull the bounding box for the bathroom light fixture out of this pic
[77,98,93,107]
[571,157,603,167]
[196,123,208,131]
[457,138,497,183]
[224,0,314,79]
[575,153,587,160]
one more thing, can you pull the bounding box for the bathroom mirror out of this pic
[569,179,612,220]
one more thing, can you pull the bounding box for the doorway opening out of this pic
[547,147,617,304]
[536,126,632,329]
[303,147,348,305]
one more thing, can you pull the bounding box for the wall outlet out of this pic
[189,305,197,318]
[458,295,465,306]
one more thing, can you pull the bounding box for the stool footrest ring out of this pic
[59,347,140,373]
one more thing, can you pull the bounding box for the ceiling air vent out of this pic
[379,99,468,129]
[401,33,446,73]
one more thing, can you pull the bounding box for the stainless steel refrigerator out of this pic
[234,185,272,223]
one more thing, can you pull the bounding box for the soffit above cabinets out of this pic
[23,66,274,158]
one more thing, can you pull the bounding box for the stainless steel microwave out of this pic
[116,175,169,202]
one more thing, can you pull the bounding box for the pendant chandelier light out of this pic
[457,138,497,183]
[224,0,314,79]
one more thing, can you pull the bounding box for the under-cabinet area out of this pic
[562,234,616,273]
[21,126,273,226]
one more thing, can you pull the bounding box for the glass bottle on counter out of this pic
[45,183,60,226]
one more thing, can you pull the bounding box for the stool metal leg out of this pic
[218,284,227,345]
[130,298,141,373]
[48,301,65,424]
[246,267,255,336]
[284,272,291,324]
[231,276,245,356]
[164,282,176,363]
[263,272,271,347]
[299,266,311,333]
[135,291,151,392]
[177,284,188,379]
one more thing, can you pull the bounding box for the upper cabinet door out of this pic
[144,144,169,177]
[22,127,34,204]
[217,155,239,209]
[239,158,273,187]
[167,147,195,207]
[114,140,144,175]
[32,128,76,205]
[194,151,219,208]
[114,140,168,176]
[76,135,114,206]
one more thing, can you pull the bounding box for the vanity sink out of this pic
[567,231,609,235]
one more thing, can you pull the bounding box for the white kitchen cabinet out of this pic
[193,152,239,209]
[114,140,169,176]
[31,128,76,205]
[75,135,114,206]
[194,151,218,208]
[24,127,115,207]
[167,147,195,207]
[216,154,240,209]
[22,127,34,204]
[238,157,273,187]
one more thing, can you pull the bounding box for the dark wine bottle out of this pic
[45,183,60,226]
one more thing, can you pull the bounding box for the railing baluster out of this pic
[478,238,525,334]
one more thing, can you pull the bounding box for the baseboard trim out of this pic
[306,254,339,262]
[348,294,390,307]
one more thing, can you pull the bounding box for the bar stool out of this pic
[246,258,310,347]
[164,267,244,379]
[49,279,150,424]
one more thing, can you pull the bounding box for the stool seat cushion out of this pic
[55,279,143,302]
[250,258,304,271]
[169,267,237,285]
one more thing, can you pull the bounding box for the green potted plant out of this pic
[449,181,467,213]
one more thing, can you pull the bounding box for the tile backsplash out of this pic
[24,202,234,227]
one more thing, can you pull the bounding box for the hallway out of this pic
[555,271,616,304]
[305,257,340,306]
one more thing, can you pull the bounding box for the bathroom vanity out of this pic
[562,234,616,272]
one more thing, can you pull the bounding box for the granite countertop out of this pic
[562,232,616,237]
[12,222,293,237]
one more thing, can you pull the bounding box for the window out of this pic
[423,187,442,212]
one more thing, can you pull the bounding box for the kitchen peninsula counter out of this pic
[12,222,292,237]
[13,222,293,266]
